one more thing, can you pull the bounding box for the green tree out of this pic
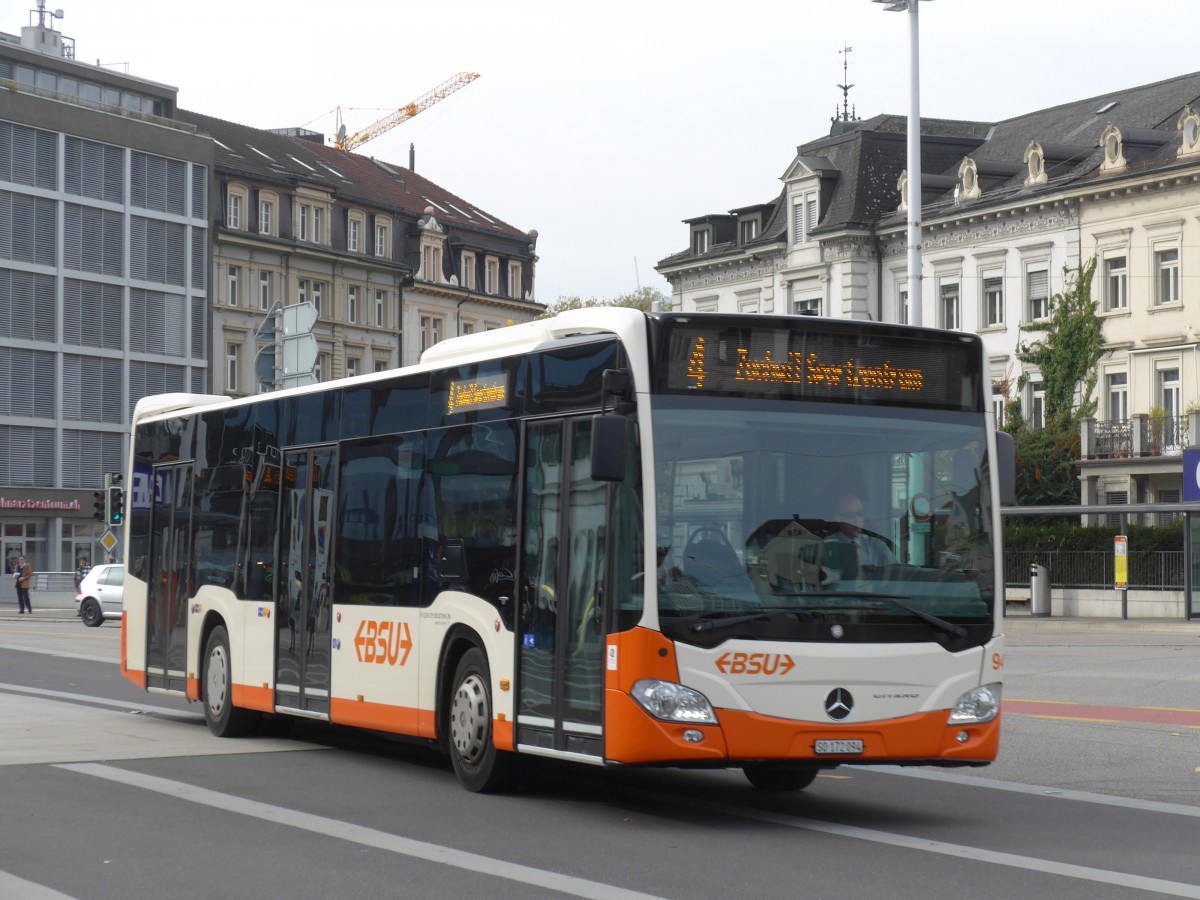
[1006,258,1105,511]
[538,286,667,318]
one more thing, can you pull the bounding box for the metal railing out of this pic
[1004,551,1183,590]
[1085,415,1190,458]
[32,571,77,591]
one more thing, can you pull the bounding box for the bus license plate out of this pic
[814,739,863,755]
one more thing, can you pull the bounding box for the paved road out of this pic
[1,612,1199,899]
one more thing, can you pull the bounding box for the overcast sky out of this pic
[7,0,1198,302]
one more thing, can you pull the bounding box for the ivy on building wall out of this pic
[1005,259,1105,512]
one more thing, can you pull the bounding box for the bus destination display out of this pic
[657,318,982,411]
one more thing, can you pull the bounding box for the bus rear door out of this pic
[517,417,607,760]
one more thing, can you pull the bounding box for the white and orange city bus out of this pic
[120,308,1013,792]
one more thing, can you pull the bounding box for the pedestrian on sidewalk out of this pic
[75,556,91,590]
[13,555,33,614]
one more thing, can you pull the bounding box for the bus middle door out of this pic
[145,464,192,693]
[276,445,337,717]
[517,417,607,759]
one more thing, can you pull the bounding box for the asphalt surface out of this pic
[5,594,1199,635]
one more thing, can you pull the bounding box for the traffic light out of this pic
[92,491,106,522]
[107,485,124,526]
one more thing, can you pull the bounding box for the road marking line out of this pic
[0,682,203,721]
[882,767,1200,818]
[0,870,77,899]
[57,763,666,900]
[0,642,116,664]
[610,782,1200,899]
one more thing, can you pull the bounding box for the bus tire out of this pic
[742,763,820,792]
[448,648,522,793]
[202,625,260,738]
[80,598,104,628]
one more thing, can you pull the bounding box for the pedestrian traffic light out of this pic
[107,486,124,526]
[93,491,106,522]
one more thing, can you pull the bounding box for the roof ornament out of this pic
[830,43,861,133]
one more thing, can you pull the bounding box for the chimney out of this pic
[409,143,415,172]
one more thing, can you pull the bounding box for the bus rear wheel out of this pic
[742,763,820,792]
[202,625,260,737]
[448,648,522,793]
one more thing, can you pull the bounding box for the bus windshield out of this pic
[651,396,996,647]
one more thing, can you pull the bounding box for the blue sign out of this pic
[1183,449,1200,502]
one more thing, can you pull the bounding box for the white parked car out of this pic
[75,563,124,627]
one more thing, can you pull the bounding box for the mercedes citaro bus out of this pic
[120,309,1013,792]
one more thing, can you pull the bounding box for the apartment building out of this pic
[656,72,1200,515]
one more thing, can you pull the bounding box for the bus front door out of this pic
[517,418,607,759]
[145,465,192,693]
[276,446,337,717]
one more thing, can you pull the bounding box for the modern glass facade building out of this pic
[0,21,211,580]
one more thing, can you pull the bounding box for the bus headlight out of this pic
[947,683,1002,724]
[631,679,718,724]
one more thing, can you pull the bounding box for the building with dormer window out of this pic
[656,71,1200,519]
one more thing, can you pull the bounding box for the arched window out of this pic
[1100,123,1126,172]
[1023,142,1046,186]
[957,157,980,200]
[1177,106,1200,158]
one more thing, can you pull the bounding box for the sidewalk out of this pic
[1002,608,1200,634]
[0,592,79,623]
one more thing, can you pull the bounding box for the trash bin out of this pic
[1030,563,1051,617]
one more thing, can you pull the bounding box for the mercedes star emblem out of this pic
[825,687,853,720]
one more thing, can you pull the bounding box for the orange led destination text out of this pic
[685,337,923,393]
[447,379,507,414]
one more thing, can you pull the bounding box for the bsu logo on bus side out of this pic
[354,619,413,666]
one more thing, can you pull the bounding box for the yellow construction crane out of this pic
[333,72,481,152]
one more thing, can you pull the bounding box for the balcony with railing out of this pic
[1082,412,1191,459]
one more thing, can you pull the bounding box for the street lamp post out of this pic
[874,0,929,327]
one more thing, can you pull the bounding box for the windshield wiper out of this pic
[789,591,967,638]
[685,606,808,634]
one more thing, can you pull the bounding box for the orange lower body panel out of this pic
[717,707,1000,764]
[330,697,434,736]
[605,693,1000,766]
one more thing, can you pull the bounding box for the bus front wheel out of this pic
[448,648,522,793]
[742,763,820,792]
[202,625,260,738]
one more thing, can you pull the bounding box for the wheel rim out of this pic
[450,672,489,765]
[206,643,230,719]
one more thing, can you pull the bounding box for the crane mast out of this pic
[334,72,481,152]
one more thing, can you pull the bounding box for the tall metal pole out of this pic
[905,0,923,326]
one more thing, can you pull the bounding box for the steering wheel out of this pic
[684,526,734,556]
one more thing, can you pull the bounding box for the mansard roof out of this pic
[659,71,1200,271]
[177,109,530,247]
[901,70,1200,222]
